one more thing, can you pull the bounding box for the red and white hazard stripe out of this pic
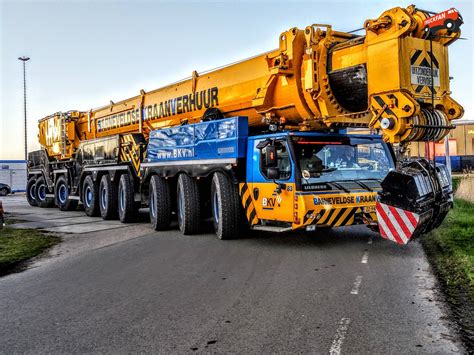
[375,202,420,245]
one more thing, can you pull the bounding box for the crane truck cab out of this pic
[250,131,394,232]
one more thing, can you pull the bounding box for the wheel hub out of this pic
[38,184,46,201]
[85,186,92,207]
[101,187,108,210]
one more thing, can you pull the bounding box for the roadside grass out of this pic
[422,198,474,296]
[0,227,60,275]
[421,179,474,347]
[5,217,25,225]
[452,176,462,193]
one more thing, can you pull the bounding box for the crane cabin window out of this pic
[292,136,394,188]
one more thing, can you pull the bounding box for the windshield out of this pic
[291,136,394,186]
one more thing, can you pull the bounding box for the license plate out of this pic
[363,206,376,213]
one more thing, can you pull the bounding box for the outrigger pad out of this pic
[377,158,453,245]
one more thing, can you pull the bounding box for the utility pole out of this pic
[18,56,30,161]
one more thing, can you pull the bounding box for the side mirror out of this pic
[267,167,280,180]
[265,145,278,167]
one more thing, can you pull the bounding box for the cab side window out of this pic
[260,140,291,180]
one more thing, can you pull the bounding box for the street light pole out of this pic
[18,56,30,162]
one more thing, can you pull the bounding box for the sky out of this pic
[1,0,473,160]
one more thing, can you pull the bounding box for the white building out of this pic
[0,160,27,192]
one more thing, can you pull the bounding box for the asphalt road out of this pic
[0,196,465,353]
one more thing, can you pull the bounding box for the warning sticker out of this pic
[410,65,440,87]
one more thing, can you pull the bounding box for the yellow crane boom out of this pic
[38,5,462,161]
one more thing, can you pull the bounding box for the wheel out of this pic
[82,175,99,217]
[211,172,240,240]
[118,174,137,223]
[55,176,78,211]
[26,177,37,206]
[423,25,430,37]
[149,175,172,231]
[445,19,457,32]
[0,187,7,196]
[35,176,54,208]
[99,174,118,220]
[176,174,200,234]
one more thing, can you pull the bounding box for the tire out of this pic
[118,174,137,223]
[423,25,430,38]
[35,176,54,208]
[99,174,118,220]
[26,177,37,206]
[176,174,200,235]
[82,175,100,217]
[149,175,172,231]
[0,188,7,196]
[55,176,78,211]
[445,19,457,32]
[211,172,240,240]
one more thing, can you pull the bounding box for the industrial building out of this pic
[408,121,474,157]
[408,121,474,171]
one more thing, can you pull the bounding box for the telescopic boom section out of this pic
[38,5,463,160]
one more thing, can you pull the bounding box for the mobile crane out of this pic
[27,5,463,243]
